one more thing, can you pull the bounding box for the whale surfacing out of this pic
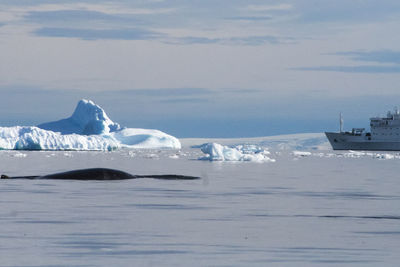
[1,168,200,181]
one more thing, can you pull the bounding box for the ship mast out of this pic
[339,112,343,133]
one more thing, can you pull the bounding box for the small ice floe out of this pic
[11,152,27,158]
[344,150,369,158]
[292,151,312,157]
[169,154,180,159]
[374,153,395,160]
[339,150,397,160]
[144,153,159,159]
[199,143,275,162]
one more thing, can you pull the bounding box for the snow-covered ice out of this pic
[199,142,275,162]
[0,99,180,150]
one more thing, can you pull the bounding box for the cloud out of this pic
[332,50,400,64]
[294,66,400,73]
[226,16,272,21]
[25,10,139,24]
[114,88,213,96]
[228,35,282,45]
[295,0,400,23]
[245,4,293,12]
[34,27,163,40]
[23,6,293,45]
[103,88,213,97]
[0,3,177,29]
[295,50,400,73]
[159,97,209,104]
[171,35,293,46]
[32,25,292,45]
[172,36,220,45]
[10,3,176,16]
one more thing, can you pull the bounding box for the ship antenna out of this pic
[339,112,344,133]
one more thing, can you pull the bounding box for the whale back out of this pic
[40,168,135,180]
[1,168,200,180]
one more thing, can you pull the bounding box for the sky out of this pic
[1,0,400,137]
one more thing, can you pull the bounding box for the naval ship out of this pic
[325,109,400,150]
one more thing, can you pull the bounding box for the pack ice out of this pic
[0,99,181,151]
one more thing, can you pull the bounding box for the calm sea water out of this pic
[1,148,400,266]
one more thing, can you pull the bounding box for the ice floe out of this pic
[292,151,312,157]
[199,143,275,162]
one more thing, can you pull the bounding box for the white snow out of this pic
[0,99,181,151]
[199,142,275,162]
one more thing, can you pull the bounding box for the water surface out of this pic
[0,148,399,266]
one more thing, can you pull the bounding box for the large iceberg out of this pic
[0,99,181,151]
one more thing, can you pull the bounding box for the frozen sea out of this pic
[1,135,400,266]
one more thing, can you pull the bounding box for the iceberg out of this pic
[38,99,121,135]
[199,143,275,162]
[0,99,181,151]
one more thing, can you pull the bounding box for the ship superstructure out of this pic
[325,108,400,150]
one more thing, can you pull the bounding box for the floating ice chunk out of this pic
[128,151,136,157]
[199,143,275,162]
[374,153,394,160]
[344,150,366,158]
[11,152,27,158]
[292,151,312,157]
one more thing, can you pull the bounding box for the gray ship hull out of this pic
[325,132,400,151]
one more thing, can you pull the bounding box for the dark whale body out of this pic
[1,168,200,181]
